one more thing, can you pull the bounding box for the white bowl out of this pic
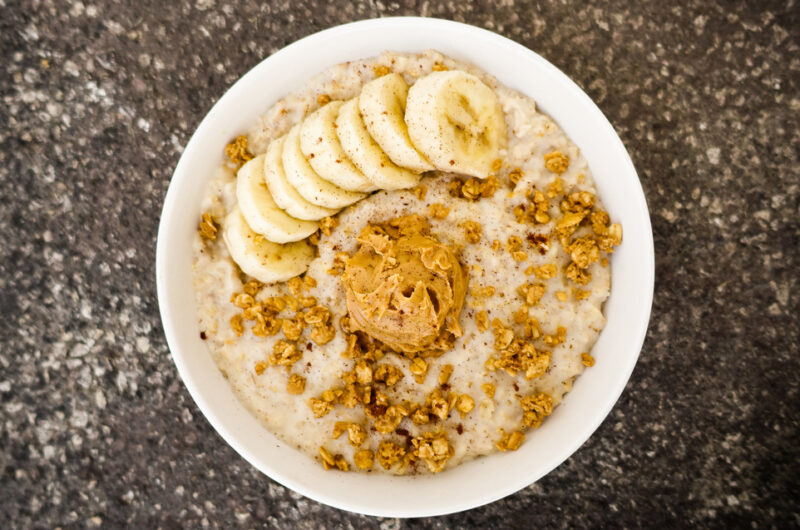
[156,17,654,518]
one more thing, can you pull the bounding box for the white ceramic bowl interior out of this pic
[156,17,654,518]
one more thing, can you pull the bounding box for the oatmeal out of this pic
[192,50,621,475]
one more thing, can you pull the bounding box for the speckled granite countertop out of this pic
[1,1,798,527]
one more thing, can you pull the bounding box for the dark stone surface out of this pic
[1,0,798,527]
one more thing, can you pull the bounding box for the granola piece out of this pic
[562,191,595,213]
[567,236,600,269]
[351,360,372,385]
[377,441,406,470]
[472,285,496,298]
[242,280,263,297]
[281,314,305,342]
[517,283,546,306]
[429,203,450,219]
[492,319,514,350]
[463,221,482,244]
[242,304,263,321]
[354,449,375,470]
[475,310,490,332]
[574,289,592,301]
[340,383,361,409]
[263,296,287,313]
[410,431,453,473]
[543,150,569,174]
[581,353,595,367]
[555,291,568,302]
[520,392,553,428]
[339,315,354,334]
[512,251,528,262]
[533,264,558,280]
[252,313,281,337]
[524,316,542,340]
[531,191,550,224]
[409,357,428,384]
[462,177,481,199]
[224,135,253,169]
[304,306,331,325]
[489,337,551,379]
[332,421,348,439]
[270,340,301,367]
[333,454,349,471]
[347,423,367,447]
[231,292,255,309]
[287,276,304,296]
[374,405,409,434]
[456,394,475,417]
[597,221,623,252]
[481,382,496,398]
[310,323,336,346]
[427,388,452,420]
[413,184,427,200]
[496,430,525,452]
[506,236,523,252]
[513,306,529,324]
[491,159,503,173]
[317,93,331,105]
[310,398,333,418]
[198,213,219,240]
[546,177,564,199]
[438,364,454,385]
[566,262,592,285]
[327,251,349,276]
[432,62,449,71]
[490,239,502,251]
[524,265,534,276]
[543,326,567,347]
[299,295,317,308]
[254,361,267,376]
[321,388,343,403]
[287,374,306,395]
[230,314,244,336]
[479,175,499,198]
[320,216,339,236]
[319,446,335,469]
[508,168,523,184]
[374,363,403,386]
[411,406,431,425]
[319,446,348,471]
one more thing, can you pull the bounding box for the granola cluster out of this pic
[448,174,499,200]
[227,276,335,393]
[306,329,468,473]
[224,135,254,169]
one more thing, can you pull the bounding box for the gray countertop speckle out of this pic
[1,1,798,527]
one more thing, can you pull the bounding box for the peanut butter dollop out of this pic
[342,215,467,353]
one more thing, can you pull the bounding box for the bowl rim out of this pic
[156,16,654,518]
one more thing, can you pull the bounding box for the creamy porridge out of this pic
[192,50,621,474]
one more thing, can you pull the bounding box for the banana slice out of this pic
[336,98,421,190]
[282,123,366,208]
[223,206,315,284]
[264,136,338,221]
[236,155,319,243]
[300,101,376,192]
[405,70,507,179]
[359,73,434,173]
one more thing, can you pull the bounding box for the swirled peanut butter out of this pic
[342,215,467,353]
